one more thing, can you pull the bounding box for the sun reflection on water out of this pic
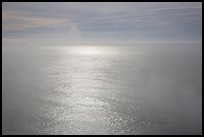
[67,45,120,57]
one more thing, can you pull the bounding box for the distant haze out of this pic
[2,2,202,45]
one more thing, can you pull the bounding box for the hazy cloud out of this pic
[2,2,202,44]
[2,11,67,31]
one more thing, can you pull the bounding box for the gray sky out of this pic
[2,2,202,45]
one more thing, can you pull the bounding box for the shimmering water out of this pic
[2,44,202,135]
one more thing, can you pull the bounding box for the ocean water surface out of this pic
[2,44,202,135]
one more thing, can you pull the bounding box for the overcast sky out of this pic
[2,2,202,45]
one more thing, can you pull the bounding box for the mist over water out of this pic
[2,44,202,135]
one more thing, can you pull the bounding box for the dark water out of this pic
[2,44,202,135]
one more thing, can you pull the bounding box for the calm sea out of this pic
[2,43,202,135]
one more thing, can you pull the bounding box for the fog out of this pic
[2,43,202,135]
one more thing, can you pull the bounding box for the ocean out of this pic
[2,43,202,135]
